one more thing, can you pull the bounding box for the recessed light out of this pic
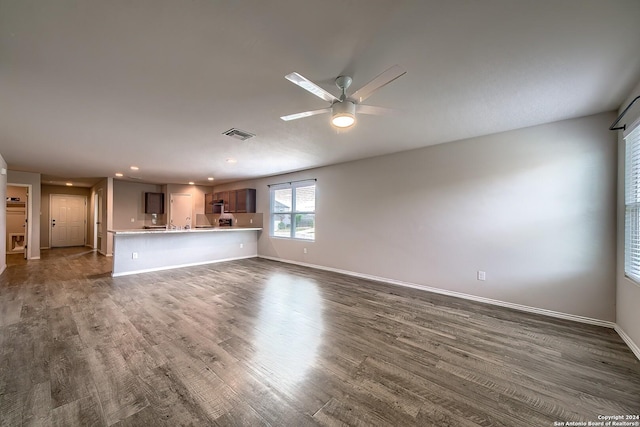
[115,173,124,177]
[66,182,73,186]
[130,166,139,171]
[226,158,237,164]
[207,177,214,181]
[188,181,195,185]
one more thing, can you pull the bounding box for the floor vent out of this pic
[222,128,255,141]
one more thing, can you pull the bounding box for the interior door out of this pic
[51,194,86,247]
[170,193,192,228]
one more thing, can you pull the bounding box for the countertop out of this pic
[108,227,262,235]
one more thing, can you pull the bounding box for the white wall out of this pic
[217,112,617,322]
[0,154,7,275]
[40,184,91,249]
[164,184,211,229]
[7,170,41,260]
[113,180,164,229]
[616,80,640,354]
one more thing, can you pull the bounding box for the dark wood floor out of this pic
[1,248,639,426]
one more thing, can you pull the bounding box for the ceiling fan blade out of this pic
[285,72,339,103]
[349,65,406,103]
[356,104,394,115]
[280,107,331,121]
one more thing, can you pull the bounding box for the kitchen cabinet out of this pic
[229,191,237,212]
[205,193,214,214]
[207,188,256,213]
[219,191,230,212]
[211,192,227,214]
[144,192,165,214]
[235,188,256,213]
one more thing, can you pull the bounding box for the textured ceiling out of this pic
[1,0,640,186]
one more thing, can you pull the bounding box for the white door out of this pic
[170,193,192,228]
[51,194,87,247]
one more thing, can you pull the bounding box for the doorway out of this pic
[94,188,103,252]
[5,185,28,260]
[50,194,87,247]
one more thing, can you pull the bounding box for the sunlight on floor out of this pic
[253,273,324,390]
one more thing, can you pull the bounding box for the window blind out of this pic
[625,124,640,283]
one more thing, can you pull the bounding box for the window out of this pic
[625,124,640,283]
[270,180,316,240]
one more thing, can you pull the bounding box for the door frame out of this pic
[6,183,33,260]
[49,194,87,248]
[93,188,101,250]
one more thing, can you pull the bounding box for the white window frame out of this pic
[624,121,640,285]
[269,180,316,241]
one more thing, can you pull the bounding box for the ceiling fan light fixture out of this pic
[331,100,356,128]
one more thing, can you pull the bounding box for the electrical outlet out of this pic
[250,219,253,224]
[240,243,243,249]
[477,270,486,281]
[130,217,135,222]
[303,248,307,254]
[132,252,138,259]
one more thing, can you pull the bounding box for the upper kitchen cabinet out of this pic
[205,193,214,214]
[144,192,165,214]
[207,188,256,213]
[235,188,256,213]
[229,191,237,213]
[219,191,230,212]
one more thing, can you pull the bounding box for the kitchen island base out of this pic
[110,228,261,277]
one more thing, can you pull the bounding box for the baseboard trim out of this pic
[614,325,640,361]
[112,255,257,277]
[258,256,616,329]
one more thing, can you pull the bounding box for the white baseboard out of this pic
[258,256,616,329]
[615,325,640,361]
[112,255,257,277]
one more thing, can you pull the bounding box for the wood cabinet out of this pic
[235,188,256,213]
[229,191,237,213]
[206,189,256,214]
[144,192,165,214]
[219,191,230,212]
[205,193,214,214]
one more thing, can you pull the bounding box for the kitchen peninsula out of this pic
[109,227,262,277]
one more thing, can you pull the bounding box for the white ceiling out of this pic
[1,0,640,186]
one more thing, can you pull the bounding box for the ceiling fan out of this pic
[280,65,406,129]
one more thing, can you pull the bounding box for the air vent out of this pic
[222,128,255,141]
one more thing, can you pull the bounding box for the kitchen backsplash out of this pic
[195,212,263,227]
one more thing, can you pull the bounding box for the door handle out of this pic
[52,219,56,228]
